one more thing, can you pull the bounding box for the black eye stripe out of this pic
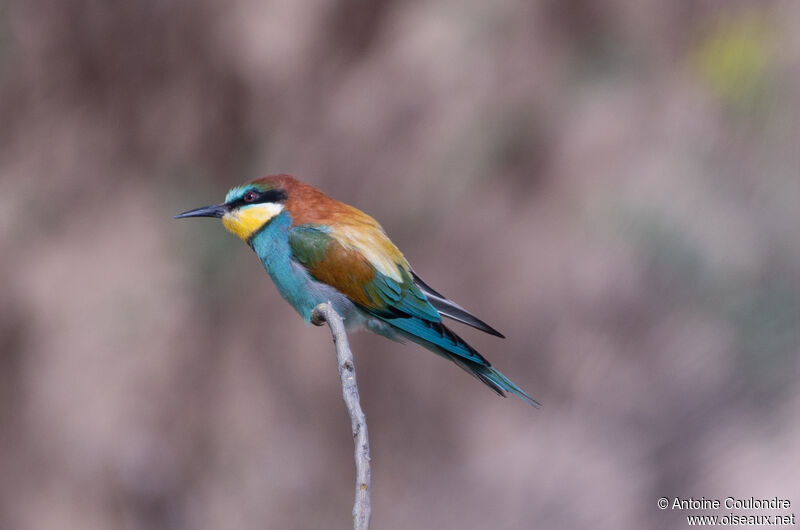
[259,189,288,203]
[228,189,288,208]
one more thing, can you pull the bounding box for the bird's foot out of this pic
[311,305,328,326]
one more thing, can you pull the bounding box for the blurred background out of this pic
[1,0,798,528]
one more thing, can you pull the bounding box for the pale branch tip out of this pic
[312,302,372,530]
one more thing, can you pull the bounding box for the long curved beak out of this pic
[174,204,227,219]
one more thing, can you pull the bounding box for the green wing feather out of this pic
[288,224,440,321]
[288,223,540,407]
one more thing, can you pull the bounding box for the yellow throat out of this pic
[222,203,285,241]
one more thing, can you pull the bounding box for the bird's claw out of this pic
[310,306,327,326]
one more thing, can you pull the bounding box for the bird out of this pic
[175,174,539,407]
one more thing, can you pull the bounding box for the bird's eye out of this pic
[244,191,259,203]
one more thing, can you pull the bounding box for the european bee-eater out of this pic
[175,175,539,407]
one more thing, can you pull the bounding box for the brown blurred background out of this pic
[1,0,798,529]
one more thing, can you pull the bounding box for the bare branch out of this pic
[311,303,371,530]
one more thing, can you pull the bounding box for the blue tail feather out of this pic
[383,315,540,408]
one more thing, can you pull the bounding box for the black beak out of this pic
[174,204,227,219]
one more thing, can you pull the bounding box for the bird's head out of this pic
[174,177,289,241]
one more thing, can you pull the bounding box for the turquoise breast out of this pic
[249,211,356,322]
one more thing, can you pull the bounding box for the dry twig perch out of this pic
[311,302,371,530]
